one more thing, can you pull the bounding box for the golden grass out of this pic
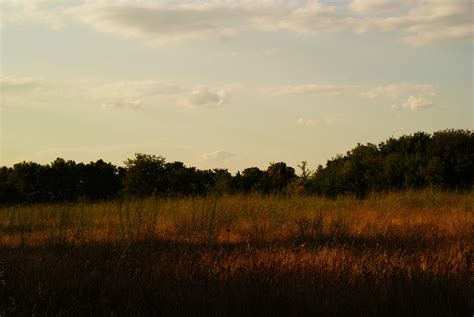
[1,190,473,315]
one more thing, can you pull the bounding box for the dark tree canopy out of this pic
[0,129,472,205]
[305,129,473,197]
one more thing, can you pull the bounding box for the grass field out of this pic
[1,190,473,316]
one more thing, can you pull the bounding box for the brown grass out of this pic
[1,190,473,316]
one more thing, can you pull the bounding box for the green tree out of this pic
[240,167,265,193]
[265,162,296,193]
[123,153,167,196]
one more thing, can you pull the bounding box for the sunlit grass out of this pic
[1,190,472,247]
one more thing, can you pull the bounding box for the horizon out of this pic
[0,128,469,174]
[1,0,473,173]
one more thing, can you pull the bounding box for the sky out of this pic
[0,0,473,173]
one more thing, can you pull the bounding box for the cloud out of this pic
[64,1,262,42]
[0,0,64,29]
[347,0,474,46]
[297,117,313,126]
[0,75,45,92]
[2,0,466,46]
[0,75,54,107]
[101,99,143,110]
[362,82,437,111]
[90,80,183,110]
[349,0,411,15]
[318,116,337,125]
[362,83,436,100]
[202,150,236,161]
[297,116,337,126]
[391,95,433,111]
[1,75,235,110]
[62,0,343,43]
[402,24,474,47]
[177,86,228,108]
[267,84,357,96]
[91,81,234,110]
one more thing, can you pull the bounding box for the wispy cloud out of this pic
[266,84,357,96]
[349,0,412,15]
[297,117,313,126]
[297,116,338,126]
[0,75,45,92]
[101,100,143,110]
[362,83,436,100]
[2,0,472,46]
[391,95,433,111]
[347,0,474,46]
[362,82,437,111]
[177,86,229,108]
[1,75,234,110]
[202,150,236,161]
[0,75,57,108]
[2,74,439,113]
[0,0,65,29]
[90,81,237,110]
[90,80,183,110]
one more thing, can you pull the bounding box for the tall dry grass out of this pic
[0,190,473,315]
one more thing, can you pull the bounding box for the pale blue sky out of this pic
[1,0,473,172]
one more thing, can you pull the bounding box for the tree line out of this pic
[0,129,472,204]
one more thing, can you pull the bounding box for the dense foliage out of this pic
[306,129,473,198]
[0,129,472,204]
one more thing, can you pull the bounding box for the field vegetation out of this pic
[1,190,472,315]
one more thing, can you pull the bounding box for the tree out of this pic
[211,169,233,195]
[123,153,167,196]
[9,161,47,202]
[427,129,474,189]
[240,167,265,193]
[297,161,311,181]
[78,160,122,200]
[47,158,81,201]
[265,162,296,193]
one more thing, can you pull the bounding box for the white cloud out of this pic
[177,86,228,108]
[391,95,433,111]
[89,80,183,110]
[2,0,468,47]
[202,150,236,161]
[297,117,313,126]
[297,115,337,126]
[362,83,436,100]
[267,84,357,96]
[90,81,233,110]
[0,75,233,111]
[362,82,437,111]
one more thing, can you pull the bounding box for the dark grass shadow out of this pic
[1,238,472,316]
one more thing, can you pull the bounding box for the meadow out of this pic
[1,190,473,316]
